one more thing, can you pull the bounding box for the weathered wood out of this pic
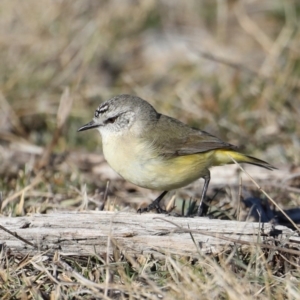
[0,211,294,257]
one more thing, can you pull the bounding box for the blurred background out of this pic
[0,0,299,216]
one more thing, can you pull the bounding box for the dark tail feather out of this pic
[242,154,276,170]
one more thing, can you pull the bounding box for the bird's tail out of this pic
[213,150,275,170]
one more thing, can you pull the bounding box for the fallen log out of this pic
[0,211,295,258]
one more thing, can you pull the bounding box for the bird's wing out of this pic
[148,115,236,157]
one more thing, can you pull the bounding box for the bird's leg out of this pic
[137,191,168,214]
[197,171,211,216]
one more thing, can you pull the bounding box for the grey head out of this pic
[78,94,159,136]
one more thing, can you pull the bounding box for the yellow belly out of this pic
[139,153,212,190]
[102,133,213,190]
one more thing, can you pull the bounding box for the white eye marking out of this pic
[95,104,108,118]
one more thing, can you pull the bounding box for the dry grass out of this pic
[1,0,300,298]
[1,243,299,300]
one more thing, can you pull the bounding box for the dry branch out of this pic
[0,211,295,258]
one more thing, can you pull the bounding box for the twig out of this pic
[0,223,37,248]
[100,181,110,211]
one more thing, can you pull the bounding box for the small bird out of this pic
[78,94,275,216]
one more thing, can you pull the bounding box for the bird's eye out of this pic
[104,116,118,124]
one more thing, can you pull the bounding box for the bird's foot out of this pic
[137,201,167,214]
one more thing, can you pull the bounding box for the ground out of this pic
[0,1,300,299]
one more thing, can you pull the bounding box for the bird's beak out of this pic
[77,120,99,132]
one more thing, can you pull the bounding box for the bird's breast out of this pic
[101,133,151,183]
